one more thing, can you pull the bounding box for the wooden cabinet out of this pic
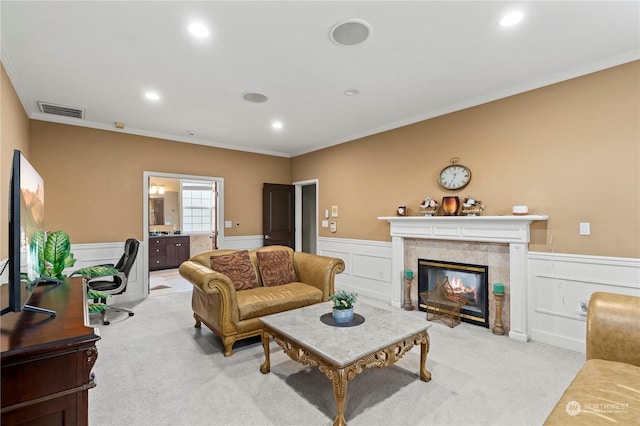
[1,277,99,426]
[149,236,190,271]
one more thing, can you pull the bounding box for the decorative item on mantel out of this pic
[460,195,485,216]
[419,197,439,216]
[396,205,407,216]
[441,196,460,216]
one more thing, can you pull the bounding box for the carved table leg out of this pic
[332,368,348,426]
[260,330,271,374]
[420,333,431,382]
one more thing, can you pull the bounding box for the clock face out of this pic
[438,165,471,190]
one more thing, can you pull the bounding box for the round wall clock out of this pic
[438,158,471,190]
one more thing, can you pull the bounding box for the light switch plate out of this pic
[224,220,232,228]
[321,220,329,228]
[331,205,338,217]
[579,222,590,235]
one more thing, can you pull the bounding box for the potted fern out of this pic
[328,290,358,323]
[33,230,118,313]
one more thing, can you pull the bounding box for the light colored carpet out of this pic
[89,291,583,426]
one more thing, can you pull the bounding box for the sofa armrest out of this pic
[293,252,345,301]
[586,292,640,367]
[178,260,240,324]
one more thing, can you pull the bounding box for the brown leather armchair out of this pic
[179,246,345,356]
[544,292,640,425]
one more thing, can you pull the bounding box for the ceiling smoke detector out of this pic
[242,91,269,103]
[330,19,371,46]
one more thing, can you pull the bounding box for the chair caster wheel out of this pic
[128,312,134,317]
[103,321,110,325]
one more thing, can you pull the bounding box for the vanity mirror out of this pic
[149,178,181,231]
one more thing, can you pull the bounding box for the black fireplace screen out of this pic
[418,259,489,327]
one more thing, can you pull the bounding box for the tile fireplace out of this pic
[378,215,548,342]
[418,258,489,327]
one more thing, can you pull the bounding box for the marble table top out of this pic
[261,302,431,367]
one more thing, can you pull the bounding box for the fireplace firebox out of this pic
[418,259,489,328]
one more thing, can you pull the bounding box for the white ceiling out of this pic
[2,1,638,158]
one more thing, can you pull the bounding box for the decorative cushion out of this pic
[256,250,297,287]
[210,250,258,291]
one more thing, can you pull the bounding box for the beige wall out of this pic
[28,122,291,244]
[1,64,30,259]
[292,61,640,258]
[5,61,639,259]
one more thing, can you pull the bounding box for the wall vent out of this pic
[37,101,85,119]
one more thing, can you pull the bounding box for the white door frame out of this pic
[293,178,319,253]
[142,171,224,296]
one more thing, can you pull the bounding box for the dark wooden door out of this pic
[262,183,295,248]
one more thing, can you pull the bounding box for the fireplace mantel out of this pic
[379,215,548,342]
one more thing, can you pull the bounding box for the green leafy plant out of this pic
[31,230,119,313]
[329,290,358,310]
[32,230,76,280]
[87,289,111,314]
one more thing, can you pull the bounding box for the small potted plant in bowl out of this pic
[329,290,358,323]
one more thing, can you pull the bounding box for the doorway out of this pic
[142,171,224,297]
[294,179,318,254]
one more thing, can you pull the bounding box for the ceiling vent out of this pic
[37,101,85,119]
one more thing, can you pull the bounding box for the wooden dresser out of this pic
[1,277,100,426]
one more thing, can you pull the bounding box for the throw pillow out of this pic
[256,250,297,287]
[210,250,258,291]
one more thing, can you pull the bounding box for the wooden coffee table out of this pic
[260,302,431,426]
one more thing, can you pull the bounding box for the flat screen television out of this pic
[1,150,56,317]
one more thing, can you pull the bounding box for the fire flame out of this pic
[448,277,478,304]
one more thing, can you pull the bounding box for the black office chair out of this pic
[87,238,140,325]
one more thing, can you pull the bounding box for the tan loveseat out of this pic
[544,292,640,425]
[179,245,345,356]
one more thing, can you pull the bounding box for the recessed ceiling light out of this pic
[242,91,269,103]
[188,22,209,38]
[272,121,283,130]
[344,88,360,96]
[500,12,524,27]
[330,19,371,46]
[145,91,160,101]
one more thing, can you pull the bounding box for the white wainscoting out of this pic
[318,237,640,353]
[70,241,145,304]
[318,237,393,301]
[219,235,263,251]
[528,252,640,353]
